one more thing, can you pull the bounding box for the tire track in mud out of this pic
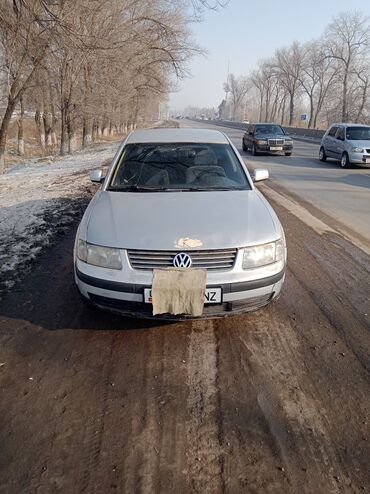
[186,320,224,494]
[78,332,117,494]
[237,314,348,494]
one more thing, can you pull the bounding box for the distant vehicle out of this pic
[242,123,293,156]
[242,120,250,124]
[319,123,370,168]
[74,128,286,319]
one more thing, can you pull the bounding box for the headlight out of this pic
[243,239,285,269]
[256,140,268,145]
[352,147,364,153]
[285,140,293,144]
[77,239,122,270]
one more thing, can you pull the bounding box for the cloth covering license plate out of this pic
[144,287,222,304]
[270,146,283,151]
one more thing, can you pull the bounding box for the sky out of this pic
[169,0,370,112]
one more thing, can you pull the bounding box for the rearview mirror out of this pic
[253,169,269,182]
[90,169,105,183]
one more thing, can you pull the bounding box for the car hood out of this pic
[254,134,287,140]
[85,190,279,250]
[347,139,370,148]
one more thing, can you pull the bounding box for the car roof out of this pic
[253,122,282,125]
[329,123,370,127]
[125,128,229,144]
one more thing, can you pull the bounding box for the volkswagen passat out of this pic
[74,128,287,319]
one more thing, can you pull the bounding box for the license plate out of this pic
[144,288,222,304]
[270,146,283,151]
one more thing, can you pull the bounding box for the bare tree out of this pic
[0,0,65,172]
[298,41,339,128]
[273,42,304,126]
[324,11,370,122]
[0,0,204,170]
[224,74,249,120]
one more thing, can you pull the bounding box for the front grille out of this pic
[127,248,237,271]
[268,139,285,146]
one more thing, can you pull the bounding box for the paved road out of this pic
[184,120,370,247]
[0,133,369,493]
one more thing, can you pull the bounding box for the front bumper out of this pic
[255,144,293,153]
[75,265,285,320]
[348,151,370,166]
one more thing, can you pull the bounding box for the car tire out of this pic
[242,139,247,152]
[319,147,327,162]
[251,143,258,156]
[340,152,350,168]
[285,152,292,156]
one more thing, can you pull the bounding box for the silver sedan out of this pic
[74,128,287,319]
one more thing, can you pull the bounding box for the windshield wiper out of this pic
[109,185,171,192]
[181,186,248,191]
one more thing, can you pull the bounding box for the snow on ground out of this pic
[0,142,120,296]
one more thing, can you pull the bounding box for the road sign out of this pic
[300,114,308,121]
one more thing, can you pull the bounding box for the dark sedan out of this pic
[242,123,293,156]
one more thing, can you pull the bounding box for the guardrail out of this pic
[190,119,325,140]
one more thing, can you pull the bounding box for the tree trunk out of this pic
[48,77,58,147]
[0,99,16,174]
[17,97,25,155]
[67,108,77,153]
[289,93,294,126]
[43,109,53,148]
[308,94,314,128]
[92,119,97,141]
[60,106,67,155]
[342,67,349,122]
[82,117,93,147]
[279,95,286,126]
[35,110,46,153]
[355,81,368,123]
[258,91,263,122]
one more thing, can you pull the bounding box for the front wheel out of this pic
[251,143,258,156]
[319,147,327,162]
[340,152,350,168]
[285,152,292,156]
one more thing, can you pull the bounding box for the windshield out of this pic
[108,143,251,191]
[255,125,285,135]
[346,126,370,140]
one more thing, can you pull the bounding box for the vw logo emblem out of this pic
[173,252,192,268]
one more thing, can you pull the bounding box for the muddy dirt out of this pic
[0,185,369,493]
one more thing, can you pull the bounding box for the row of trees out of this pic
[0,0,227,173]
[220,11,370,128]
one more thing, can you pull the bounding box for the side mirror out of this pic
[253,169,269,182]
[90,169,105,183]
